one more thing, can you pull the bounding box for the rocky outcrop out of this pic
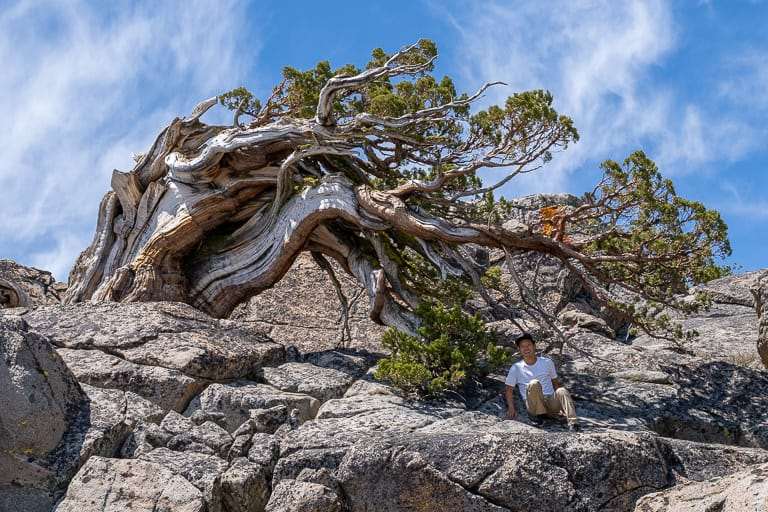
[56,348,204,412]
[12,302,286,414]
[3,261,768,512]
[0,316,84,510]
[231,253,387,353]
[752,270,768,368]
[21,302,286,381]
[53,456,205,512]
[634,461,768,512]
[0,260,64,309]
[0,317,163,511]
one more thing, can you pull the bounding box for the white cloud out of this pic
[718,50,768,110]
[714,180,768,220]
[0,0,255,280]
[446,0,759,195]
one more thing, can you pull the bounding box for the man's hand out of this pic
[506,407,517,420]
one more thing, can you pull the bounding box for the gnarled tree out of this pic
[65,40,730,341]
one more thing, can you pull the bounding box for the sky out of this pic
[1,0,766,280]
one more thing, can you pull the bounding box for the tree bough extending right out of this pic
[65,39,731,346]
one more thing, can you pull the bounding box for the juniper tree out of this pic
[67,40,730,348]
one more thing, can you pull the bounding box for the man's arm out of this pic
[505,385,517,419]
[549,358,561,390]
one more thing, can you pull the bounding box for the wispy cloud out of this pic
[717,50,768,110]
[716,180,768,219]
[445,0,761,194]
[0,1,255,280]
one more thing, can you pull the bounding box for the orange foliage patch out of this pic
[539,206,562,238]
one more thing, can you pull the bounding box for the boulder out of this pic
[265,479,344,512]
[138,447,270,512]
[752,271,768,368]
[634,462,768,512]
[336,431,670,512]
[52,456,205,512]
[0,316,84,510]
[221,458,271,512]
[56,347,205,412]
[75,384,164,463]
[0,259,65,309]
[231,253,386,353]
[692,269,765,307]
[263,362,356,402]
[184,381,320,433]
[658,437,768,481]
[21,301,286,380]
[0,316,165,510]
[140,448,229,512]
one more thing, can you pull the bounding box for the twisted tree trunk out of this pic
[65,41,730,344]
[64,101,547,329]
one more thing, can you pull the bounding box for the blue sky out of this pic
[1,0,766,280]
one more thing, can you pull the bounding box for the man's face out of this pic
[518,339,536,357]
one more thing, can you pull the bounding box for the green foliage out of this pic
[480,265,504,291]
[219,87,261,117]
[580,151,730,296]
[379,236,472,307]
[470,90,579,152]
[375,301,510,395]
[214,41,733,346]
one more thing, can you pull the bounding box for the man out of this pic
[505,332,579,431]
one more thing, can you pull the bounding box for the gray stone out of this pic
[659,437,768,481]
[273,448,348,483]
[247,433,280,473]
[183,381,319,433]
[167,420,233,457]
[303,349,373,378]
[0,317,84,495]
[558,304,615,337]
[609,370,672,385]
[77,384,164,464]
[752,271,768,368]
[56,347,204,412]
[634,462,768,512]
[263,362,356,402]
[221,457,270,512]
[692,269,764,307]
[249,405,290,434]
[336,431,670,512]
[0,318,153,509]
[265,479,344,512]
[0,259,64,309]
[53,456,204,512]
[22,301,286,380]
[139,447,229,512]
[230,253,386,354]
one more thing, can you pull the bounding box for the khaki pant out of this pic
[525,379,577,425]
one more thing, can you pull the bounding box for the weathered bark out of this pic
[65,42,726,342]
[65,67,576,328]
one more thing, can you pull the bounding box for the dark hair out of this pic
[514,332,535,347]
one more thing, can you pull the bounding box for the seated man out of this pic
[505,332,579,431]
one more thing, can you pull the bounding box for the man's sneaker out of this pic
[528,414,544,426]
[567,422,581,432]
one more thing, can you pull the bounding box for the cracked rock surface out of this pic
[634,461,768,512]
[1,259,768,511]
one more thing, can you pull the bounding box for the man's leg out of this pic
[554,387,578,425]
[525,380,548,417]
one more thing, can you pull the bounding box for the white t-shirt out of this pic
[505,356,558,401]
